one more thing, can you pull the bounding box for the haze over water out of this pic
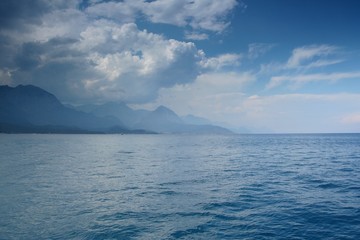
[1,134,359,239]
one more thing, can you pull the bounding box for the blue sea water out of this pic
[0,133,359,239]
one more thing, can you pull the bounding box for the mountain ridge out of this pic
[0,85,132,133]
[75,102,232,134]
[0,84,232,134]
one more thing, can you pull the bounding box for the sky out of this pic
[1,0,360,133]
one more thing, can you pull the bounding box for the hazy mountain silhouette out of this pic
[73,102,232,134]
[77,102,148,128]
[1,84,232,134]
[133,106,184,133]
[0,85,133,133]
[182,114,212,125]
[134,106,232,134]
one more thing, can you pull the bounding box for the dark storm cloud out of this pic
[0,0,52,71]
[15,37,80,71]
[0,0,46,28]
[9,36,97,102]
[0,0,80,29]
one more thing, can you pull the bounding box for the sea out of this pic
[0,133,359,239]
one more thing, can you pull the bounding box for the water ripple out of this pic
[0,133,359,239]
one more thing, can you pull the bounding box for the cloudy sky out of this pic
[1,0,360,133]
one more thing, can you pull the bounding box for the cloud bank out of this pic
[0,0,239,103]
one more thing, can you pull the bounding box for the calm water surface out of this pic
[0,134,359,239]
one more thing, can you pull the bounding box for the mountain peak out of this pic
[1,84,232,134]
[11,84,58,100]
[152,106,183,122]
[1,84,60,105]
[0,85,129,133]
[16,84,46,91]
[154,105,175,114]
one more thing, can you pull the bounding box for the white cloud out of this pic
[304,59,344,69]
[259,44,344,77]
[267,71,360,89]
[286,44,340,68]
[84,0,239,33]
[143,0,238,32]
[3,20,202,103]
[48,0,81,9]
[195,72,254,91]
[85,0,142,23]
[2,8,87,44]
[0,0,242,104]
[259,44,357,90]
[199,52,241,70]
[248,43,275,59]
[184,31,209,41]
[89,52,141,81]
[75,21,201,103]
[1,1,215,104]
[134,71,255,121]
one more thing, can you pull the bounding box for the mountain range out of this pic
[0,85,232,134]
